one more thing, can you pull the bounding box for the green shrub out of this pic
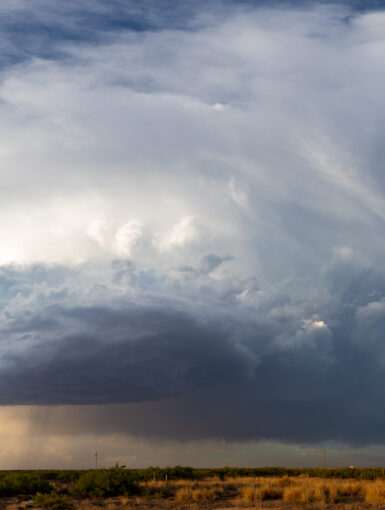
[0,472,53,497]
[33,492,68,510]
[71,467,139,497]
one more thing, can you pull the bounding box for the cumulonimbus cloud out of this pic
[0,254,385,446]
[1,2,385,446]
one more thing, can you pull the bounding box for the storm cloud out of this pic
[1,254,385,445]
[1,0,385,452]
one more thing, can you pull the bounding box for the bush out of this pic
[0,472,53,497]
[71,467,139,497]
[33,492,68,510]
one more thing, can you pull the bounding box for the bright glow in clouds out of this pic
[2,1,385,467]
[157,216,200,251]
[114,219,144,256]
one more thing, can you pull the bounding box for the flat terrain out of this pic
[2,473,385,510]
[1,499,380,510]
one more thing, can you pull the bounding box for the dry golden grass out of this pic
[226,476,259,485]
[171,476,385,507]
[175,486,223,502]
[311,484,326,502]
[275,475,296,488]
[364,480,385,506]
[172,479,196,487]
[283,485,306,503]
[326,481,340,504]
[240,481,284,503]
[193,487,223,500]
[338,480,362,497]
[283,479,346,504]
[260,485,283,500]
[240,486,261,503]
[303,484,325,503]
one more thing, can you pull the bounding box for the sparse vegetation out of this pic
[33,492,69,510]
[1,466,385,509]
[71,467,139,497]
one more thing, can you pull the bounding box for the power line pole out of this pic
[95,451,98,469]
[323,448,327,469]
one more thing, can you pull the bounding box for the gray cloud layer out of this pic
[2,254,385,445]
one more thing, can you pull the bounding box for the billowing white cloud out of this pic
[114,219,144,256]
[87,218,112,247]
[156,216,200,251]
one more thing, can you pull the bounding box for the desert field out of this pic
[2,468,385,510]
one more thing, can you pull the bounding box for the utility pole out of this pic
[323,448,327,469]
[95,451,98,469]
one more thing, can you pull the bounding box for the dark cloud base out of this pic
[1,259,385,446]
[0,307,256,405]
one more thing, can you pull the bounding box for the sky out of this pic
[2,0,385,469]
